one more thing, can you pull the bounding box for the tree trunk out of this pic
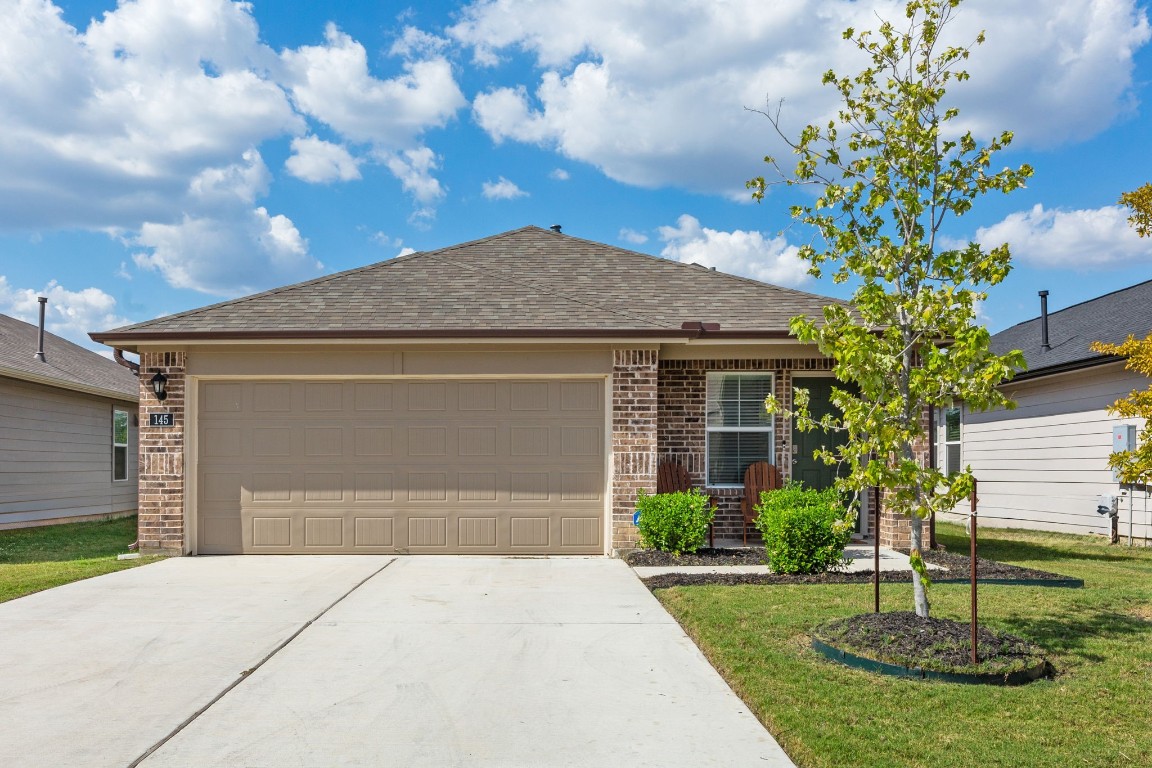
[910,514,930,618]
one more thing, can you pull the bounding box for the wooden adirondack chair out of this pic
[656,459,713,546]
[741,461,781,545]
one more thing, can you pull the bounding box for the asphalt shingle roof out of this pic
[990,280,1152,378]
[93,226,844,342]
[0,312,138,400]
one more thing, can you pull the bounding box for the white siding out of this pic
[0,376,138,528]
[945,363,1150,543]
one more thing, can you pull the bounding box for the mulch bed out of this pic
[813,610,1050,679]
[629,545,1081,590]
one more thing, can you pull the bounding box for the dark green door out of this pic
[791,377,850,490]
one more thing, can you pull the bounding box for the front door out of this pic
[791,377,849,490]
[792,377,868,534]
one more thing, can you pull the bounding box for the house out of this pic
[938,281,1151,543]
[0,304,139,529]
[91,226,899,556]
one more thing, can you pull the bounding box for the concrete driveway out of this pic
[0,556,793,767]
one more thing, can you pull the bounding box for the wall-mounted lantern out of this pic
[150,371,168,401]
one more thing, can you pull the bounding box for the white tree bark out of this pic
[909,514,930,618]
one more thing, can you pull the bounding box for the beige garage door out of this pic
[196,379,605,555]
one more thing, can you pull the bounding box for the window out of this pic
[939,406,961,476]
[112,408,129,482]
[706,372,774,486]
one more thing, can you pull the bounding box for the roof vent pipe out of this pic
[1039,290,1051,351]
[549,224,562,233]
[34,296,47,363]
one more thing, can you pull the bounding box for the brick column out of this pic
[138,351,187,555]
[611,349,658,551]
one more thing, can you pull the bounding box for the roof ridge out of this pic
[425,231,675,330]
[437,227,842,328]
[535,228,847,308]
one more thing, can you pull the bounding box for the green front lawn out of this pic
[0,515,156,603]
[657,523,1152,768]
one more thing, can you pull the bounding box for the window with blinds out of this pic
[705,372,774,486]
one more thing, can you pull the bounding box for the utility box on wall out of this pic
[1112,425,1138,483]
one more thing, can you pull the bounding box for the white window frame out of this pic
[112,407,129,482]
[938,405,962,477]
[705,371,775,488]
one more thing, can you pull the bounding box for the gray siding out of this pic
[0,376,138,528]
[945,363,1150,542]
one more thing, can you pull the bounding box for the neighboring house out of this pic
[92,226,899,556]
[0,308,139,529]
[938,281,1151,543]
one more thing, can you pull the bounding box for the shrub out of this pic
[754,482,855,574]
[635,489,715,555]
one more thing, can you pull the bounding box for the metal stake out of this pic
[873,484,880,613]
[970,478,979,665]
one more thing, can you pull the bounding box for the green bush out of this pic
[754,482,855,574]
[635,489,715,555]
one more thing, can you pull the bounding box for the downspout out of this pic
[113,348,141,376]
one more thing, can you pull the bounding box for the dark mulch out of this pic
[814,610,1049,675]
[625,547,768,567]
[631,545,1080,590]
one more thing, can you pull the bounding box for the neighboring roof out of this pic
[0,312,138,401]
[92,226,846,346]
[991,280,1152,380]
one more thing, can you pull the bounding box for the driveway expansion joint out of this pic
[126,558,395,768]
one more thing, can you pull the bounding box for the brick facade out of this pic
[611,349,659,550]
[137,351,186,554]
[654,357,932,548]
[657,358,835,541]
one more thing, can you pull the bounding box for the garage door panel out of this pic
[561,517,600,548]
[354,472,394,501]
[458,517,497,547]
[304,517,344,547]
[198,379,604,554]
[511,517,551,547]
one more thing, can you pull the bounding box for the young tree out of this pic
[1090,183,1152,485]
[749,0,1030,618]
[1090,334,1152,486]
[1119,183,1152,237]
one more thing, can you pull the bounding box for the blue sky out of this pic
[1,0,1151,352]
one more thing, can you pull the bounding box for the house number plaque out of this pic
[149,413,174,427]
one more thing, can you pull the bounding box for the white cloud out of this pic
[0,2,467,296]
[619,228,648,245]
[0,276,132,348]
[285,136,362,183]
[280,23,465,147]
[0,0,300,230]
[133,207,321,296]
[397,247,417,257]
[389,26,450,58]
[456,0,1150,195]
[383,146,446,206]
[657,214,811,288]
[976,204,1152,269]
[549,168,570,181]
[481,176,528,200]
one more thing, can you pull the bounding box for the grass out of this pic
[0,515,157,603]
[655,522,1152,768]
